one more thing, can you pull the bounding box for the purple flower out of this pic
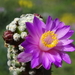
[17,16,75,70]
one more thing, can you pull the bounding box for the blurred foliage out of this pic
[60,13,75,25]
[19,0,33,8]
[0,0,75,75]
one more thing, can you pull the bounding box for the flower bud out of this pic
[34,13,43,18]
[3,30,14,44]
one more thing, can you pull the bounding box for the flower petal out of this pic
[41,52,50,69]
[57,39,74,46]
[33,17,45,37]
[50,51,62,62]
[17,52,32,62]
[56,22,64,29]
[46,62,51,70]
[26,22,38,39]
[60,30,74,39]
[32,48,40,58]
[54,61,62,67]
[54,46,64,51]
[63,44,75,52]
[52,22,64,32]
[21,40,29,48]
[25,45,35,53]
[21,35,39,48]
[50,18,60,31]
[51,21,56,31]
[46,53,55,63]
[26,22,35,36]
[46,16,53,31]
[25,35,39,45]
[55,26,70,39]
[53,18,60,26]
[31,57,40,68]
[62,53,71,64]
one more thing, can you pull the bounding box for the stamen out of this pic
[40,31,58,48]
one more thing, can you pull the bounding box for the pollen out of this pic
[40,31,58,48]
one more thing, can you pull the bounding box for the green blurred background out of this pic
[0,0,75,75]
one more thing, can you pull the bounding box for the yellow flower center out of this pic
[40,31,58,48]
